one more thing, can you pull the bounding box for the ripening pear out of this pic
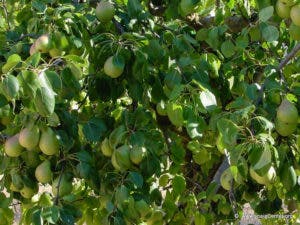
[29,42,37,55]
[276,0,291,18]
[290,4,300,27]
[130,146,146,165]
[276,99,298,124]
[4,134,24,157]
[35,160,53,183]
[104,56,125,78]
[275,99,298,136]
[20,185,37,199]
[220,168,233,191]
[35,34,50,53]
[19,125,40,150]
[95,1,115,23]
[101,137,113,157]
[275,119,297,136]
[39,127,59,155]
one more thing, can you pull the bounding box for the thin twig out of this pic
[17,33,37,41]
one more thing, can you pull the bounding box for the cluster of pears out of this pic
[4,125,59,157]
[275,99,298,136]
[4,125,71,199]
[276,0,300,40]
[100,127,146,171]
[94,1,126,78]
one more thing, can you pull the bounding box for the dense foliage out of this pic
[0,0,299,224]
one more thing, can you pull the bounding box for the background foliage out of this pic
[0,0,299,224]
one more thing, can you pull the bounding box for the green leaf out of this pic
[42,206,60,224]
[167,103,184,127]
[206,182,218,200]
[26,52,41,67]
[217,119,239,149]
[235,35,249,50]
[2,54,21,73]
[32,0,46,12]
[82,117,107,142]
[0,193,12,208]
[185,108,207,138]
[195,212,206,225]
[1,74,19,100]
[172,175,186,196]
[164,70,182,90]
[38,70,62,94]
[19,71,40,98]
[259,6,274,22]
[76,150,93,164]
[127,0,142,17]
[34,87,55,117]
[193,149,211,165]
[253,116,274,133]
[200,90,217,111]
[31,209,43,225]
[261,24,279,42]
[64,55,86,67]
[221,40,235,58]
[249,144,272,175]
[128,172,143,188]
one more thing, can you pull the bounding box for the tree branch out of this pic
[17,33,37,41]
[112,18,125,34]
[211,155,230,192]
[278,43,300,70]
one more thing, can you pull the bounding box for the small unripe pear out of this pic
[277,99,298,124]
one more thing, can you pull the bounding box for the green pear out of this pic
[19,125,40,150]
[277,99,298,124]
[95,1,115,23]
[20,185,37,199]
[4,134,24,157]
[101,137,113,157]
[35,160,53,183]
[39,127,59,155]
[130,146,146,165]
